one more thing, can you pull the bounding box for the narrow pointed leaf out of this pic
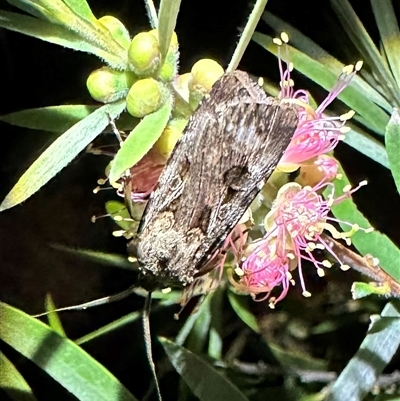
[44,294,66,337]
[228,291,259,333]
[0,302,138,401]
[253,32,390,135]
[109,101,171,183]
[0,350,37,401]
[0,11,127,69]
[370,0,400,88]
[385,108,400,193]
[50,244,136,271]
[330,0,400,106]
[160,338,249,401]
[0,105,99,133]
[1,100,125,211]
[327,165,400,282]
[157,0,181,61]
[327,302,400,401]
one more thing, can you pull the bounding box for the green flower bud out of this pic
[126,78,163,118]
[99,15,131,50]
[128,32,161,76]
[153,118,188,159]
[87,67,136,103]
[189,59,224,109]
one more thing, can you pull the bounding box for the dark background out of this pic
[0,0,399,400]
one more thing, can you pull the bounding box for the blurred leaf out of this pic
[385,108,400,193]
[105,200,136,232]
[76,294,180,345]
[351,281,391,300]
[330,0,400,106]
[0,100,125,212]
[253,32,390,135]
[0,302,138,401]
[370,0,400,87]
[176,293,212,347]
[227,290,259,333]
[0,10,127,69]
[0,350,37,401]
[208,288,224,360]
[262,11,392,112]
[0,105,99,133]
[44,294,66,337]
[327,301,400,401]
[157,0,181,61]
[50,243,135,271]
[160,337,249,401]
[185,293,212,354]
[269,343,329,373]
[327,165,400,282]
[109,100,171,183]
[343,123,389,169]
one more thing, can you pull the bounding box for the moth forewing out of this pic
[128,70,298,291]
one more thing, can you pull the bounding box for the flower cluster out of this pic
[230,33,370,307]
[120,32,371,306]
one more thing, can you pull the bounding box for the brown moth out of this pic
[128,70,299,291]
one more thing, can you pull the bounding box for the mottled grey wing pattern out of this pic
[129,71,298,290]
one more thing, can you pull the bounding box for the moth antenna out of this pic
[143,292,163,401]
[33,285,137,318]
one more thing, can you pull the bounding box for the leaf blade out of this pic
[1,100,126,211]
[109,101,171,183]
[0,302,138,401]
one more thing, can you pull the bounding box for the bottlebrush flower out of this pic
[273,32,362,170]
[233,178,372,307]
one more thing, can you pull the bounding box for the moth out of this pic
[128,70,299,291]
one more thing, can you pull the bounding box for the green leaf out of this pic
[0,350,37,401]
[208,288,224,360]
[330,0,400,107]
[160,338,249,401]
[0,100,126,212]
[261,11,392,113]
[269,343,328,373]
[343,123,389,169]
[50,243,136,271]
[227,290,259,333]
[385,108,400,193]
[253,32,390,135]
[327,301,400,401]
[175,293,212,347]
[0,302,138,401]
[75,294,180,345]
[327,165,400,283]
[0,105,99,133]
[185,293,212,354]
[109,100,171,183]
[351,281,391,300]
[370,0,400,88]
[157,0,181,61]
[44,294,66,337]
[105,200,136,232]
[0,10,127,69]
[62,0,96,23]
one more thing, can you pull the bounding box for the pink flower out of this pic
[232,237,296,308]
[273,33,362,168]
[233,178,371,306]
